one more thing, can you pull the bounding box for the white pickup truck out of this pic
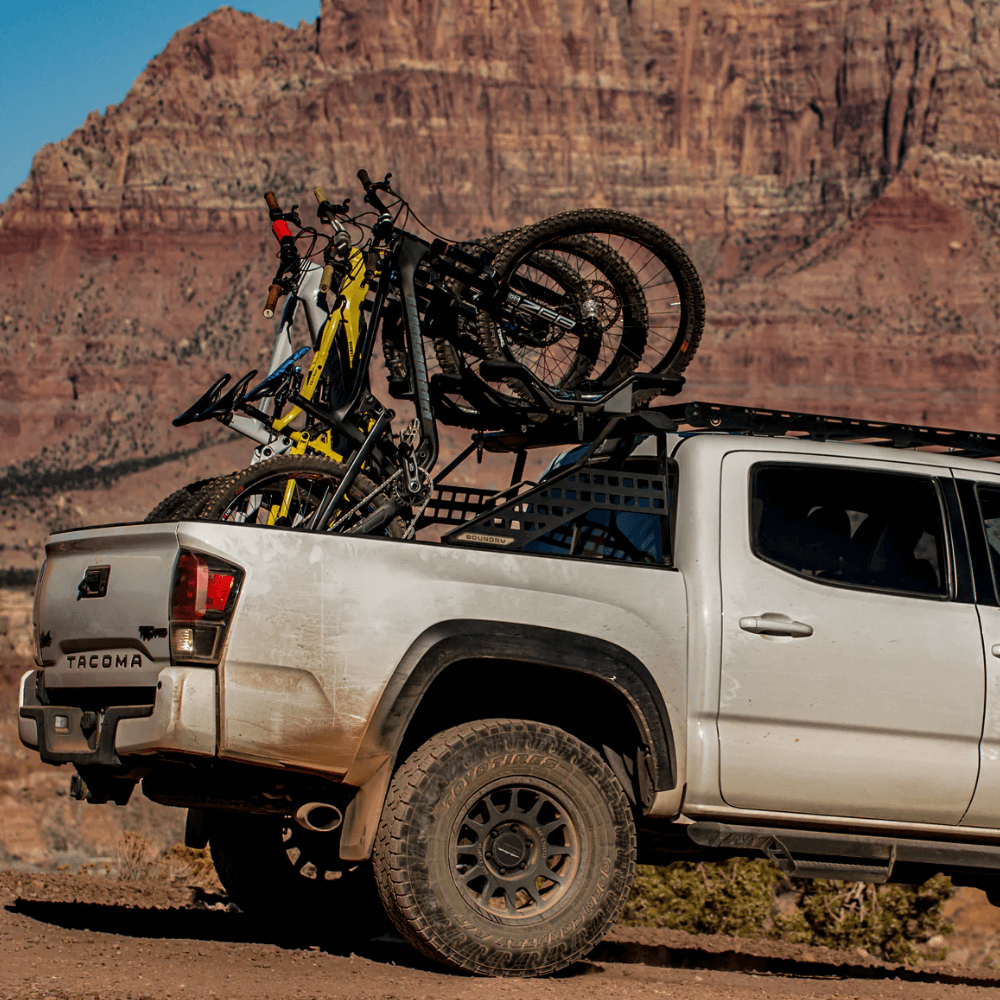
[19,401,1000,976]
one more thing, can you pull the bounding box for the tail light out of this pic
[169,551,243,665]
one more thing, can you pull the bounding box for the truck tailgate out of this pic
[37,523,180,689]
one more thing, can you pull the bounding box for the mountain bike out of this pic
[160,171,703,536]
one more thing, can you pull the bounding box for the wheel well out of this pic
[396,658,658,807]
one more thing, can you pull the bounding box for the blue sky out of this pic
[0,1,319,203]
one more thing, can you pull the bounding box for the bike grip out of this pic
[263,283,282,319]
[357,169,372,190]
[320,263,335,294]
[314,186,328,204]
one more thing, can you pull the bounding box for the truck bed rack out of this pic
[418,399,1000,537]
[665,401,1000,460]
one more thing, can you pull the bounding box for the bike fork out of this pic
[397,235,439,471]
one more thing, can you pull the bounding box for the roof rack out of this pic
[663,401,1000,459]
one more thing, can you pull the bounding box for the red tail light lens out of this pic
[170,550,242,664]
[206,568,234,612]
[172,554,236,622]
[172,553,209,622]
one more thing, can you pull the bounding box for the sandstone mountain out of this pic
[3,0,1000,577]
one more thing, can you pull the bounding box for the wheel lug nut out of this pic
[499,867,507,876]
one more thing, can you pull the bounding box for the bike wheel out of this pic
[143,479,213,522]
[197,455,405,536]
[478,209,705,408]
[145,475,242,522]
[432,235,605,425]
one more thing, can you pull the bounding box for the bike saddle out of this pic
[244,346,311,403]
[173,374,231,427]
[195,369,258,421]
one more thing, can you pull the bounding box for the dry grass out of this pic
[113,831,222,892]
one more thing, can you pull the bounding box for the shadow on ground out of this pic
[12,894,1000,987]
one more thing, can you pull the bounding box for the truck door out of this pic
[955,472,1000,829]
[718,452,985,825]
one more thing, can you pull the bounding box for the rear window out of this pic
[521,465,674,564]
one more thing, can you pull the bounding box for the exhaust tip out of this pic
[294,802,343,833]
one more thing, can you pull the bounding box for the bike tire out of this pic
[196,455,405,536]
[478,209,705,410]
[143,477,236,522]
[143,481,210,522]
[433,232,620,427]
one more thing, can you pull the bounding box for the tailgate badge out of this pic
[77,566,110,600]
[138,626,167,641]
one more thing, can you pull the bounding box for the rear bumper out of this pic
[18,666,217,765]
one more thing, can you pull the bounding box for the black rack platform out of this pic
[661,402,1000,459]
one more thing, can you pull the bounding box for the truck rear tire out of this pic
[372,719,636,977]
[208,810,387,942]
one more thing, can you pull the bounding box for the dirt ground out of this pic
[7,640,1000,998]
[2,871,1000,1000]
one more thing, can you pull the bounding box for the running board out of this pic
[688,822,1000,884]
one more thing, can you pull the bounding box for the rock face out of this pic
[3,0,1000,574]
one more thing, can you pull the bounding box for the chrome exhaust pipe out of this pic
[294,802,343,833]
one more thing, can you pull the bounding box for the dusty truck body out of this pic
[20,402,1000,975]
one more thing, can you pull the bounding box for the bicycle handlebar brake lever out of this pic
[314,186,351,226]
[245,346,310,402]
[172,374,232,427]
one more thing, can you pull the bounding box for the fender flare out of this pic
[344,619,677,792]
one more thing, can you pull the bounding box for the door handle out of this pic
[991,644,1000,658]
[739,615,814,638]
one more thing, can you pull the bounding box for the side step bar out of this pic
[688,822,1000,884]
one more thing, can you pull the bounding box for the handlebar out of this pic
[313,185,351,227]
[263,283,282,319]
[358,168,392,209]
[320,265,335,294]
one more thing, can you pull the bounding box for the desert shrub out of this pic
[620,858,785,937]
[160,843,222,891]
[113,835,222,890]
[619,860,953,964]
[114,830,158,881]
[784,875,953,963]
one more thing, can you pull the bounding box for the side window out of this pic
[975,486,1000,600]
[751,464,947,597]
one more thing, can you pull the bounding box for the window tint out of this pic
[751,465,947,597]
[976,486,1000,600]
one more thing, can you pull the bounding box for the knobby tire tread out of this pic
[195,454,405,536]
[479,208,705,411]
[372,718,636,978]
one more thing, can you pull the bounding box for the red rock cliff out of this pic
[2,1,1000,574]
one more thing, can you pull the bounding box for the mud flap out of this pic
[339,756,394,862]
